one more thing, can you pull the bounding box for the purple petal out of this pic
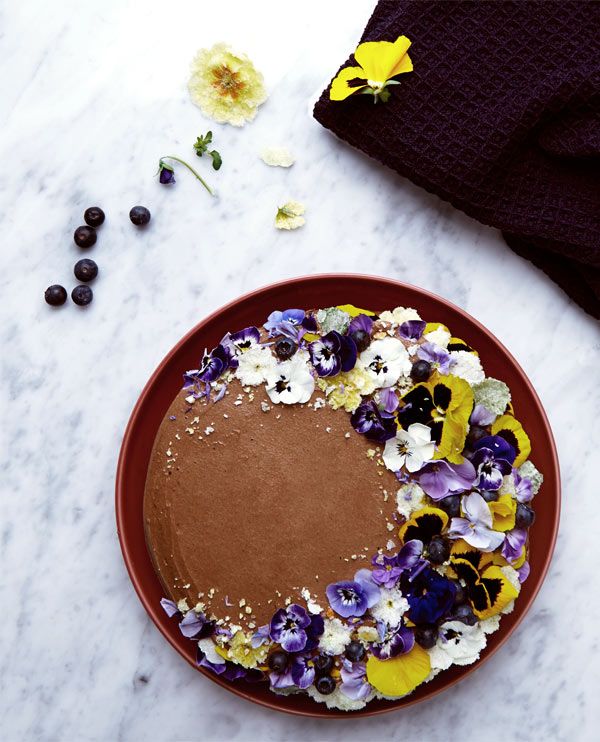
[517,561,531,583]
[179,610,206,638]
[470,404,496,427]
[160,598,179,618]
[502,528,527,562]
[399,320,426,341]
[379,386,399,414]
[348,314,373,334]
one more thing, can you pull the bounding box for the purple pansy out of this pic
[269,604,312,652]
[290,654,315,689]
[340,660,372,700]
[378,387,399,414]
[221,326,260,355]
[502,527,527,563]
[326,569,380,618]
[348,313,373,335]
[448,492,505,551]
[470,447,513,491]
[179,610,206,638]
[184,343,234,387]
[159,162,175,184]
[513,469,533,503]
[264,309,306,339]
[417,342,451,374]
[371,623,415,659]
[417,459,476,500]
[399,319,426,341]
[160,598,179,618]
[473,434,516,464]
[350,400,397,442]
[402,566,457,625]
[309,330,357,377]
[371,540,424,588]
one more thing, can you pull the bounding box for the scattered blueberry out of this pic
[350,329,370,353]
[481,489,500,503]
[84,206,105,228]
[44,284,67,306]
[438,494,461,518]
[74,225,97,248]
[315,675,336,695]
[74,258,98,282]
[415,625,438,649]
[274,337,297,360]
[466,425,489,449]
[428,536,450,564]
[515,503,536,529]
[313,654,334,676]
[129,205,151,226]
[267,651,288,673]
[454,603,477,625]
[410,359,432,382]
[344,641,365,662]
[71,285,93,306]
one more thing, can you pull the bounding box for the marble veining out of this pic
[1,0,599,740]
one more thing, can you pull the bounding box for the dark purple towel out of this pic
[314,0,600,318]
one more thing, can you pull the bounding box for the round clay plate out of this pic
[116,274,560,718]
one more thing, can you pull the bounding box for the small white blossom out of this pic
[383,423,434,473]
[449,351,485,385]
[473,378,511,416]
[396,482,426,519]
[424,326,451,348]
[518,460,544,494]
[235,346,277,386]
[260,146,295,167]
[275,200,305,230]
[319,618,353,655]
[357,337,411,388]
[370,587,409,626]
[265,352,315,404]
[378,306,421,326]
[428,621,487,671]
[307,685,371,711]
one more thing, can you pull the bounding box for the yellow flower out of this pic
[275,200,305,230]
[491,414,531,467]
[366,643,430,697]
[188,43,267,127]
[489,494,517,532]
[226,630,269,669]
[318,366,377,412]
[330,36,413,102]
[398,506,448,544]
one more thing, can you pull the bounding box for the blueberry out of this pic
[74,225,97,248]
[481,490,499,503]
[315,675,336,695]
[74,258,98,282]
[71,285,93,306]
[350,329,370,353]
[313,654,334,676]
[438,494,461,518]
[428,536,450,564]
[454,603,477,626]
[84,206,105,228]
[44,284,67,306]
[130,205,151,226]
[466,425,488,449]
[410,360,431,382]
[415,625,437,649]
[515,503,535,529]
[344,641,365,662]
[267,651,288,673]
[274,337,297,360]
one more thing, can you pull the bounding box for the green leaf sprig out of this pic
[193,131,222,171]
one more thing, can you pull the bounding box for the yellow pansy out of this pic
[366,643,430,697]
[335,304,377,317]
[489,494,517,532]
[398,506,448,544]
[491,415,531,467]
[330,36,413,102]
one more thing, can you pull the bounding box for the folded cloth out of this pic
[314,0,600,318]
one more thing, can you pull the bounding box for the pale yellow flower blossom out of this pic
[275,200,305,230]
[226,630,269,669]
[317,367,377,412]
[260,146,295,167]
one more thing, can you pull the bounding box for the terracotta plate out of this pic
[115,274,560,718]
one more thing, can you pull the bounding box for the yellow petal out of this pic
[398,506,448,543]
[354,36,412,83]
[336,304,376,317]
[474,565,519,620]
[329,65,368,101]
[366,643,430,697]
[491,415,531,467]
[489,494,517,532]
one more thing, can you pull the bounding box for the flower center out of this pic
[212,65,244,99]
[340,588,358,604]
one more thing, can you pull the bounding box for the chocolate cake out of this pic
[143,305,542,711]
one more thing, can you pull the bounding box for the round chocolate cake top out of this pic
[144,380,398,627]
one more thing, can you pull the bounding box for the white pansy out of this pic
[424,326,451,348]
[378,306,421,326]
[319,618,353,655]
[235,346,277,386]
[308,685,371,711]
[198,638,225,664]
[357,337,411,388]
[428,620,487,671]
[260,146,295,167]
[265,352,315,404]
[383,423,434,473]
[449,351,485,385]
[396,482,426,519]
[370,587,409,626]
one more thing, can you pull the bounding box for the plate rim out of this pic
[115,272,561,718]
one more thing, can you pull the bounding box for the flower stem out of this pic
[161,156,215,196]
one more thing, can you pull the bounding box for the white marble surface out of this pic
[1,0,599,740]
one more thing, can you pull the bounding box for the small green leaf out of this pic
[209,150,222,171]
